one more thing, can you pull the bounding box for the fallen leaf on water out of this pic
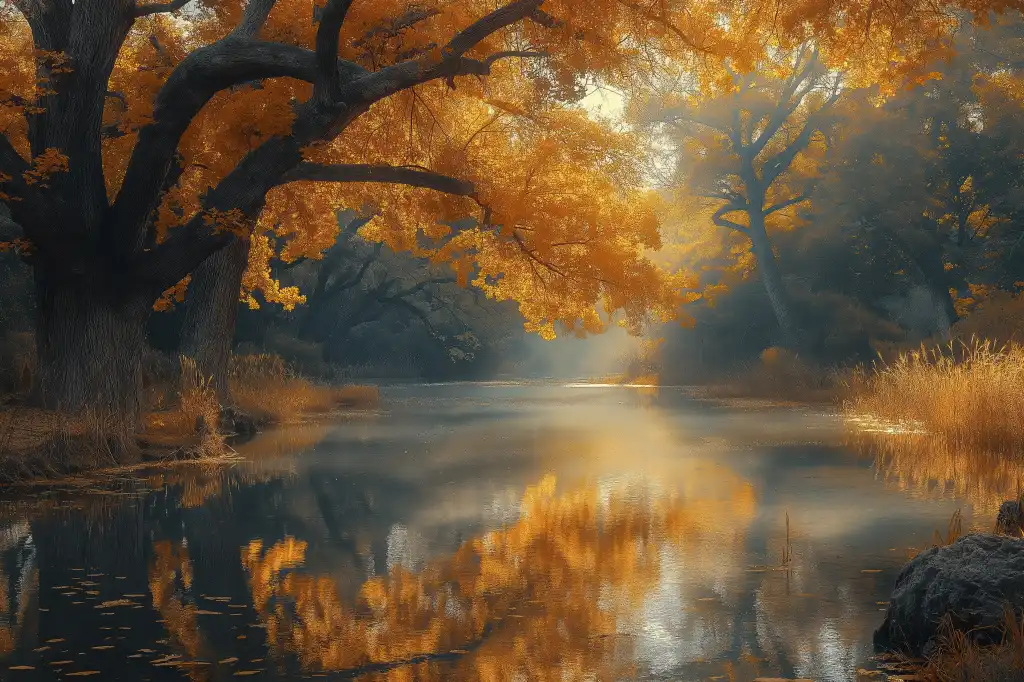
[66,672,102,677]
[50,661,74,665]
[138,649,156,653]
[79,582,98,587]
[115,576,127,580]
[697,597,717,602]
[861,569,883,574]
[250,658,264,663]
[97,600,135,609]
[128,654,143,659]
[876,601,890,605]
[237,635,246,640]
[119,627,131,631]
[85,591,100,596]
[46,639,66,644]
[9,666,35,670]
[218,658,239,664]
[91,646,115,651]
[124,594,146,598]
[52,586,72,590]
[72,601,84,605]
[61,592,76,596]
[234,671,263,676]
[228,605,247,609]
[195,610,223,616]
[32,646,50,652]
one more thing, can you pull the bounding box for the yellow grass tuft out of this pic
[846,338,1024,450]
[228,353,378,422]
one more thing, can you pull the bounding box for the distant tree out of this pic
[648,46,841,348]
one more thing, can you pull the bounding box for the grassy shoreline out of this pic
[0,353,380,486]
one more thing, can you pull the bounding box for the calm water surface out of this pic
[0,384,983,681]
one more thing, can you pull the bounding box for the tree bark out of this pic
[35,274,150,420]
[748,215,802,349]
[179,237,251,402]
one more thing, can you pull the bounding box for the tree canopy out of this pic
[0,0,1021,413]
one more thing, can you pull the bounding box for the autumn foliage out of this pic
[0,0,1020,418]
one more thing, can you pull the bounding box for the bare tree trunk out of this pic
[35,273,150,421]
[748,216,802,350]
[179,237,250,402]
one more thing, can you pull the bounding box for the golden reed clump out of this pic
[846,338,1024,451]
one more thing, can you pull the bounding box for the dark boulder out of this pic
[218,406,261,437]
[874,533,1024,657]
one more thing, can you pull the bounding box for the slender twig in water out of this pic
[781,511,793,569]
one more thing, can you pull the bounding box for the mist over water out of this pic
[0,384,980,681]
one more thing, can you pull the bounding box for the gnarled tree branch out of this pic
[712,204,749,233]
[133,0,192,18]
[281,163,477,197]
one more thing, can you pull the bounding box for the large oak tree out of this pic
[0,0,1019,421]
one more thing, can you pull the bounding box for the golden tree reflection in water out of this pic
[149,540,210,680]
[849,429,1024,519]
[242,470,757,680]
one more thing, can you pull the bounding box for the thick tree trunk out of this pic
[749,216,802,350]
[35,275,150,420]
[179,237,250,402]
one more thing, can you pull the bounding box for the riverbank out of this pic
[0,353,380,485]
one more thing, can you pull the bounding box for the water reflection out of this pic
[0,385,980,680]
[240,470,755,679]
[848,428,1024,520]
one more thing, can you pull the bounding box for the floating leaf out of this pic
[219,658,239,664]
[66,673,102,677]
[123,594,146,598]
[861,569,883,573]
[234,672,263,677]
[50,661,73,665]
[97,600,135,609]
[31,646,50,652]
[9,666,35,670]
[45,639,66,644]
[91,646,115,651]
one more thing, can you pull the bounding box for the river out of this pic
[0,383,988,681]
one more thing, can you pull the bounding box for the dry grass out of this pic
[707,346,853,403]
[0,348,378,484]
[0,407,140,484]
[918,610,1024,682]
[846,339,1024,450]
[228,353,378,422]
